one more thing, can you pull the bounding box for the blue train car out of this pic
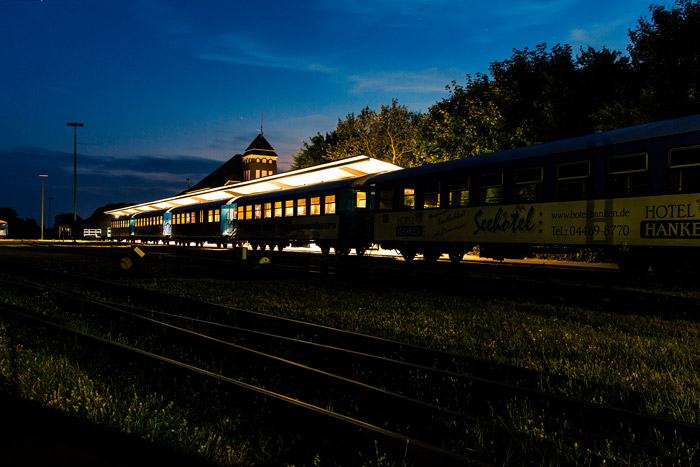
[0,220,8,238]
[170,198,237,247]
[367,114,700,272]
[235,176,373,255]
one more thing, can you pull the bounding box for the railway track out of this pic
[2,263,700,464]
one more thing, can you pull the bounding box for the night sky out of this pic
[1,0,652,223]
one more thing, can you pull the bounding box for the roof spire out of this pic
[257,111,263,136]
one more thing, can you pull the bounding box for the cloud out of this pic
[567,17,633,51]
[199,32,333,72]
[347,69,453,95]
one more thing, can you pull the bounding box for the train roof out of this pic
[236,175,371,203]
[106,155,400,217]
[367,113,700,184]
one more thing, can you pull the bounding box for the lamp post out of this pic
[47,197,53,235]
[67,122,84,229]
[39,174,48,240]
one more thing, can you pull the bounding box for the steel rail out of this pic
[0,302,480,467]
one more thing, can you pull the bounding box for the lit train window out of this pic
[556,161,590,200]
[479,172,503,204]
[238,206,244,220]
[245,205,253,220]
[448,178,470,206]
[403,187,415,210]
[285,200,294,216]
[208,210,214,223]
[215,210,220,222]
[356,191,367,209]
[668,146,700,193]
[324,195,336,214]
[274,201,283,217]
[310,197,321,215]
[607,153,648,197]
[423,182,440,209]
[255,205,262,219]
[514,167,543,202]
[264,203,272,218]
[297,199,307,216]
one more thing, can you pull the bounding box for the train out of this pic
[110,114,700,273]
[0,220,7,238]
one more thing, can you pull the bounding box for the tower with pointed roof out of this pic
[186,132,278,192]
[241,133,278,181]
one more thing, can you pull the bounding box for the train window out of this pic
[191,211,196,223]
[238,206,245,220]
[449,178,470,206]
[378,187,393,211]
[285,200,294,217]
[356,191,367,209]
[423,182,440,209]
[264,203,272,218]
[514,167,543,202]
[556,161,590,200]
[208,210,213,223]
[668,146,700,193]
[479,172,503,204]
[254,204,262,219]
[274,201,283,217]
[606,153,648,197]
[297,199,307,216]
[310,197,321,215]
[403,187,415,210]
[324,195,336,214]
[245,205,252,220]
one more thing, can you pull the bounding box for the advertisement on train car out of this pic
[287,215,340,240]
[375,193,700,247]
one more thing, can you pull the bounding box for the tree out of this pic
[628,0,700,120]
[290,131,339,170]
[0,206,39,238]
[55,212,83,227]
[413,77,506,165]
[328,99,421,167]
[292,99,421,169]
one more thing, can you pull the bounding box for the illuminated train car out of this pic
[235,176,374,255]
[110,215,133,241]
[367,114,700,273]
[169,199,237,247]
[132,209,168,243]
[0,220,8,238]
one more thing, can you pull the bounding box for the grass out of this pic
[1,246,700,465]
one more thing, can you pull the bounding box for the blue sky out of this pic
[1,0,653,223]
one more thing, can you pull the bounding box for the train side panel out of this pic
[375,193,700,248]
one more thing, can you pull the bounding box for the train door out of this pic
[129,218,135,236]
[163,212,173,236]
[221,203,236,237]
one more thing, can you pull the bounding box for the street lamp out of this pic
[39,174,48,240]
[47,197,53,233]
[67,122,84,227]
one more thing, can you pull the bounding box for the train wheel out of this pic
[422,251,441,262]
[616,250,650,276]
[449,251,464,263]
[320,245,331,256]
[399,248,416,262]
[355,246,366,257]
